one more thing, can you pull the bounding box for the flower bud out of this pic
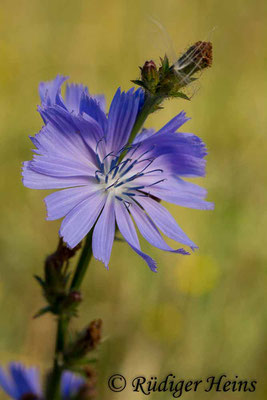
[64,319,103,363]
[61,290,83,314]
[174,41,212,83]
[141,60,158,83]
[132,59,159,94]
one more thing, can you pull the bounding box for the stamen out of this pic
[122,192,135,197]
[103,151,116,161]
[146,178,166,187]
[111,166,119,179]
[95,137,105,153]
[125,142,141,158]
[119,159,138,177]
[137,158,155,174]
[106,179,120,191]
[115,195,123,202]
[135,145,155,162]
[125,185,145,191]
[95,170,102,182]
[143,168,163,175]
[118,158,132,173]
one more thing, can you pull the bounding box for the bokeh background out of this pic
[0,0,266,398]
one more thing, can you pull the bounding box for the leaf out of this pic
[131,80,148,90]
[171,91,191,100]
[34,275,45,288]
[33,306,52,319]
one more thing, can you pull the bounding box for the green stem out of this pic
[70,230,93,290]
[46,316,67,399]
[47,232,93,399]
[127,95,163,145]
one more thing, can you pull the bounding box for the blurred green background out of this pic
[0,0,266,398]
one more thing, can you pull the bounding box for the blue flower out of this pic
[23,82,213,272]
[0,363,85,399]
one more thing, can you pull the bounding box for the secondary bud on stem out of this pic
[64,319,103,364]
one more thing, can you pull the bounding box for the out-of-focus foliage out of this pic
[0,0,266,399]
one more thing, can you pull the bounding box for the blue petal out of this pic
[80,93,107,133]
[45,185,98,221]
[29,155,95,178]
[39,74,67,108]
[60,190,106,248]
[22,161,91,190]
[93,94,106,112]
[92,195,115,268]
[39,105,104,152]
[142,176,214,210]
[137,133,207,177]
[9,363,40,398]
[114,199,157,272]
[61,371,85,399]
[133,128,155,144]
[137,196,197,249]
[135,87,145,112]
[156,111,190,135]
[0,367,17,399]
[106,88,142,153]
[130,204,189,254]
[65,83,89,113]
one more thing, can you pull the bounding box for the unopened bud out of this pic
[61,290,83,313]
[84,319,102,350]
[174,41,212,77]
[141,60,158,82]
[69,290,82,303]
[64,319,103,362]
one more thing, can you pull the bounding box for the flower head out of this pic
[0,363,85,399]
[23,77,213,272]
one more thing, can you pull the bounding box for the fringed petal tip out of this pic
[177,248,190,255]
[202,201,214,210]
[190,244,199,252]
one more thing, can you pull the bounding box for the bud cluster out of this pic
[34,238,82,318]
[132,41,212,101]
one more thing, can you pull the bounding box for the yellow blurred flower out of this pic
[176,255,220,295]
[143,303,183,342]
